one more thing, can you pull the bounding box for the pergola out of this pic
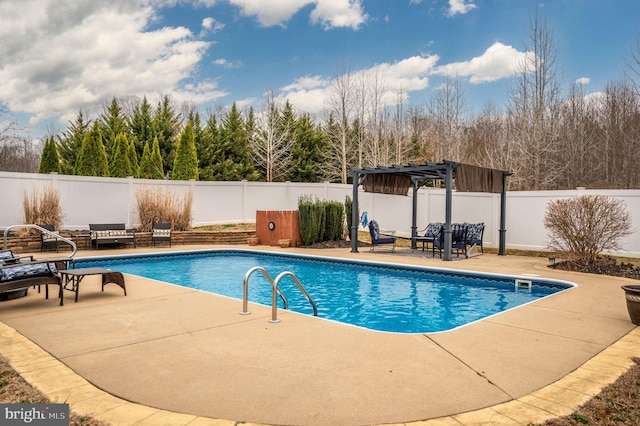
[350,160,511,261]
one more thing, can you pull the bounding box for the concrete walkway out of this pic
[0,245,639,425]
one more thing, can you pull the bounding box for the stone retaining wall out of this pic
[3,230,257,254]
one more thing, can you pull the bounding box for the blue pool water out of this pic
[75,250,574,333]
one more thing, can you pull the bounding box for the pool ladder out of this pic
[240,266,318,323]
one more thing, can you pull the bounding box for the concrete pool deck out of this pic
[0,245,638,425]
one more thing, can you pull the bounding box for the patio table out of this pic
[60,268,126,303]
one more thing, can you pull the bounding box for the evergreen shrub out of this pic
[298,195,344,245]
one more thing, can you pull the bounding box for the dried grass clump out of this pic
[22,185,63,231]
[136,187,193,232]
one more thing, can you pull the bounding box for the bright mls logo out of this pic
[1,404,68,425]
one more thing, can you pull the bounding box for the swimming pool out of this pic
[75,250,574,333]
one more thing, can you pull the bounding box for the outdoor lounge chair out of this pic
[0,255,64,305]
[152,222,172,247]
[432,223,468,258]
[39,224,60,252]
[412,222,443,252]
[0,249,34,265]
[368,220,396,252]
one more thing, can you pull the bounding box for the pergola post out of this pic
[411,179,418,250]
[498,171,508,256]
[350,169,360,253]
[443,164,453,261]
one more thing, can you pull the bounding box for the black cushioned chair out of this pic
[152,223,172,247]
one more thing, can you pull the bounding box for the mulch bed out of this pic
[551,256,640,280]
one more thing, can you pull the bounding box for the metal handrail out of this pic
[273,271,318,321]
[240,266,318,323]
[3,224,77,259]
[241,266,288,317]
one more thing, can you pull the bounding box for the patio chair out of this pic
[432,223,468,258]
[152,222,172,247]
[368,220,396,252]
[39,224,60,252]
[412,222,443,252]
[0,256,64,305]
[464,222,485,253]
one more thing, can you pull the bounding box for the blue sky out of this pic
[1,0,639,141]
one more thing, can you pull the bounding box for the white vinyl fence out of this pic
[1,171,639,257]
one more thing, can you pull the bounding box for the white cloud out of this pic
[310,0,368,30]
[282,75,329,91]
[202,16,225,32]
[0,0,223,125]
[213,58,244,69]
[281,55,439,114]
[229,0,367,29]
[576,77,590,85]
[432,42,532,83]
[447,0,477,16]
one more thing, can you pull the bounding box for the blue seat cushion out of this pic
[374,236,395,244]
[0,263,57,282]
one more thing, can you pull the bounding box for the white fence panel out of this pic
[1,172,638,256]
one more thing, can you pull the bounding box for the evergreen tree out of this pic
[58,110,90,174]
[99,97,128,160]
[127,136,139,177]
[153,95,180,176]
[129,96,153,159]
[39,136,61,174]
[172,121,199,180]
[75,122,109,176]
[197,112,220,181]
[139,140,152,179]
[211,103,260,181]
[290,114,327,182]
[110,133,132,177]
[149,136,165,179]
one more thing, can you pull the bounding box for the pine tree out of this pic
[197,112,220,181]
[38,136,61,174]
[139,140,152,179]
[75,122,109,176]
[110,133,132,177]
[58,110,90,174]
[211,103,260,181]
[99,97,128,160]
[127,136,139,177]
[290,114,327,182]
[153,95,180,176]
[150,136,165,179]
[172,121,199,180]
[129,96,153,160]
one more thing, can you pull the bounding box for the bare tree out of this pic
[556,83,601,189]
[465,102,510,170]
[249,91,295,182]
[426,74,467,162]
[323,66,357,183]
[625,32,640,97]
[0,103,41,173]
[508,13,563,190]
[598,79,640,188]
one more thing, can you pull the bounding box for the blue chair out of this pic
[412,222,443,252]
[368,220,396,252]
[433,224,468,258]
[464,222,485,252]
